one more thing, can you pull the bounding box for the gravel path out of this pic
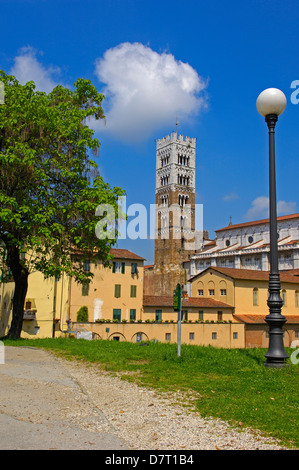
[60,358,288,451]
[0,346,290,450]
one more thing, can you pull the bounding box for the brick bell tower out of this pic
[154,132,196,296]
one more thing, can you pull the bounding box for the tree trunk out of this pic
[5,244,29,339]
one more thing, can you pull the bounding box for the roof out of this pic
[215,213,299,233]
[234,314,299,324]
[110,248,145,261]
[188,266,299,284]
[143,295,233,309]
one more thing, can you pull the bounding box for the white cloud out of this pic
[10,46,61,93]
[223,192,239,201]
[277,200,297,215]
[245,196,297,221]
[94,42,208,142]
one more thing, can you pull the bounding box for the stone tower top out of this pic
[155,131,196,193]
[156,132,196,148]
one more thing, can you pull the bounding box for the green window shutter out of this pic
[114,284,121,298]
[121,262,125,274]
[155,309,162,321]
[198,311,204,321]
[82,282,89,296]
[113,309,121,321]
[112,262,116,273]
[181,310,188,321]
[130,309,136,321]
[130,285,137,297]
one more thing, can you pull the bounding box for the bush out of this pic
[76,306,89,322]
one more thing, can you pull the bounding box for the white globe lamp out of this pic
[256,88,287,117]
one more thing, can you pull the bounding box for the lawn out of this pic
[3,337,299,448]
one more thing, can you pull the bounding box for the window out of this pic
[233,332,238,340]
[113,309,121,321]
[130,285,137,297]
[130,309,136,321]
[114,284,121,298]
[82,282,89,296]
[209,289,215,296]
[220,289,227,296]
[112,262,125,273]
[253,288,258,306]
[25,300,32,310]
[189,332,195,341]
[217,311,223,321]
[165,333,171,341]
[198,311,204,321]
[295,330,299,338]
[212,332,217,340]
[155,309,162,321]
[182,310,188,321]
[131,263,138,275]
[83,260,90,271]
[198,289,204,296]
[295,291,299,308]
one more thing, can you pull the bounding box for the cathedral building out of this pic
[185,213,299,281]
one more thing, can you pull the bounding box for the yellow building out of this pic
[69,248,145,323]
[188,266,299,347]
[0,272,69,338]
[0,248,144,338]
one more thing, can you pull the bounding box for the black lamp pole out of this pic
[264,113,289,368]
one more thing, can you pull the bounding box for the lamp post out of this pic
[256,88,289,368]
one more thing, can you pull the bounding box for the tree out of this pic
[0,71,125,338]
[76,306,89,322]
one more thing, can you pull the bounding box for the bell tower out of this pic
[154,132,196,295]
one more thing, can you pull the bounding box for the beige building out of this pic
[188,266,299,347]
[0,271,69,339]
[76,318,245,349]
[73,293,244,348]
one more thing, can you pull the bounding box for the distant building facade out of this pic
[185,213,299,282]
[188,266,299,348]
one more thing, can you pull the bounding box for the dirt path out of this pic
[0,346,127,450]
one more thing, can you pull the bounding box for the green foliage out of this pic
[0,70,125,282]
[0,70,125,337]
[76,306,88,322]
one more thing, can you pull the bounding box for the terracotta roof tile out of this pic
[110,248,145,261]
[189,267,299,284]
[143,295,233,309]
[234,314,299,324]
[216,213,299,232]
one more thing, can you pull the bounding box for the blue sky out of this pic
[1,0,298,264]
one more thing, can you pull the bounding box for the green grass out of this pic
[4,337,299,448]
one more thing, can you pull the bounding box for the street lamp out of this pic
[256,88,289,368]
